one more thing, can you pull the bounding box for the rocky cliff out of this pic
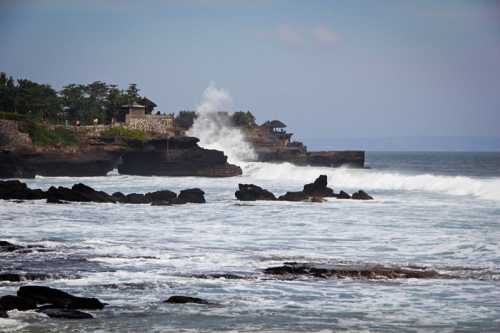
[0,120,241,178]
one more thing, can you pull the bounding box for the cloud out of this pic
[312,26,338,46]
[276,24,304,46]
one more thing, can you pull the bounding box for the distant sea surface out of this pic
[1,152,499,332]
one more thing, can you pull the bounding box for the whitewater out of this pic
[1,84,499,332]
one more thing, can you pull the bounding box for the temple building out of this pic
[122,103,176,136]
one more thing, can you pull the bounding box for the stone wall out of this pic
[125,114,175,135]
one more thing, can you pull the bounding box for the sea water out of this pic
[1,152,499,332]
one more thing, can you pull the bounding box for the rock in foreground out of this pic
[17,286,105,310]
[164,295,211,305]
[264,262,446,280]
[235,184,276,201]
[37,306,93,319]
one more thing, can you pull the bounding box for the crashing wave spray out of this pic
[187,82,257,163]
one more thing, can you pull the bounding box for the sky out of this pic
[1,0,500,150]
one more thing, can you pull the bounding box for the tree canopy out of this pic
[0,72,155,125]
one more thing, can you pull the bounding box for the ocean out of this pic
[1,152,499,332]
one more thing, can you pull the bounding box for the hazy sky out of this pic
[1,0,499,149]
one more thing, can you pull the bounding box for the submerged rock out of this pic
[0,240,24,252]
[0,273,51,282]
[0,295,37,311]
[264,262,445,280]
[37,306,93,319]
[235,184,276,201]
[164,295,211,305]
[17,286,105,310]
[352,190,373,200]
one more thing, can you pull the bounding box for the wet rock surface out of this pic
[302,175,335,197]
[0,295,37,311]
[0,180,46,200]
[264,262,447,280]
[164,295,211,305]
[37,306,94,319]
[0,286,104,320]
[0,273,51,282]
[178,188,206,203]
[0,181,206,205]
[235,184,276,201]
[235,175,374,202]
[17,286,105,309]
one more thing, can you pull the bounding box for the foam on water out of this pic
[241,161,500,201]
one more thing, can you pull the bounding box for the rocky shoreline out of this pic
[235,175,373,202]
[0,238,467,322]
[0,119,241,178]
[0,180,205,205]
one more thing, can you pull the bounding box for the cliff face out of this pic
[244,124,365,168]
[118,137,242,177]
[0,121,241,178]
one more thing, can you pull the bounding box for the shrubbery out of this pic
[101,126,147,142]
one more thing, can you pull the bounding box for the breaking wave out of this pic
[241,161,500,201]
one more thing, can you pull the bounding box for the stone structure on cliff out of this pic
[245,119,364,167]
[123,103,176,136]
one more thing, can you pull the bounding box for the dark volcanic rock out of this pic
[337,190,351,199]
[123,193,149,204]
[0,240,24,252]
[111,192,126,202]
[0,295,37,311]
[151,200,172,206]
[352,190,373,200]
[145,190,177,203]
[0,273,51,282]
[17,286,105,310]
[164,296,211,305]
[0,151,35,179]
[264,262,444,280]
[235,184,276,201]
[71,183,115,203]
[118,137,242,177]
[0,180,46,200]
[0,305,7,318]
[46,184,115,203]
[37,306,93,319]
[178,188,205,203]
[193,273,247,280]
[302,175,335,197]
[278,191,309,202]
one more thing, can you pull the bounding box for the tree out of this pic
[175,111,197,129]
[0,72,17,113]
[126,83,139,104]
[231,111,256,128]
[15,79,61,121]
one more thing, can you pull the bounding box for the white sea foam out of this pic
[187,82,256,163]
[241,161,500,201]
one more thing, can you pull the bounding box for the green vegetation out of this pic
[0,72,156,126]
[0,111,30,122]
[175,111,197,129]
[101,126,147,142]
[20,122,78,147]
[231,111,256,128]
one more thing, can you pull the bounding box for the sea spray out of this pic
[187,82,256,163]
[240,162,500,201]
